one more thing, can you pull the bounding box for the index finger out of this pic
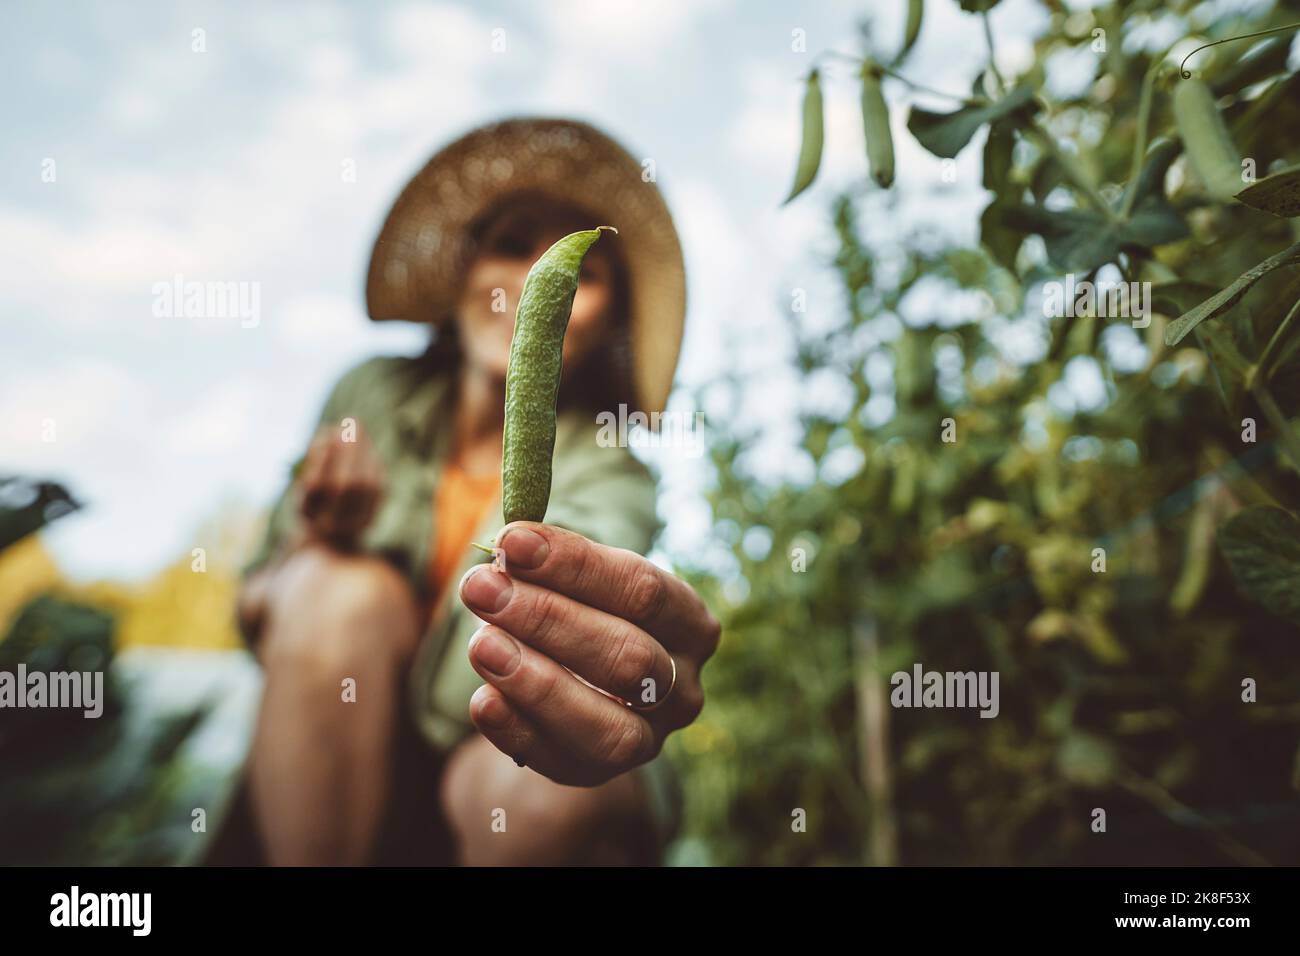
[494,522,719,656]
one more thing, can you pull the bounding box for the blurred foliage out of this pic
[0,593,204,866]
[0,505,249,652]
[0,476,79,552]
[0,482,253,864]
[669,0,1300,865]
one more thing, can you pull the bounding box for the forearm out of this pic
[440,732,655,865]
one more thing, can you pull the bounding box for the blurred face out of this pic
[455,199,618,384]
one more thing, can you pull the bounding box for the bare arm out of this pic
[439,731,655,865]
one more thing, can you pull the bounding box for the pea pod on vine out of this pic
[898,0,923,64]
[784,68,825,204]
[1172,78,1243,202]
[860,59,895,188]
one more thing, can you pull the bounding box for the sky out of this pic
[4,0,1254,582]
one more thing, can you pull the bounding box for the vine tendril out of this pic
[1179,22,1300,79]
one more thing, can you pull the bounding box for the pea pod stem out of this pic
[981,11,1005,95]
[817,50,983,105]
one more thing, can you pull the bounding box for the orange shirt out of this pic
[428,462,500,599]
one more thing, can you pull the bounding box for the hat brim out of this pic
[366,117,685,417]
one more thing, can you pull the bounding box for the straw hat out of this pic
[366,117,686,417]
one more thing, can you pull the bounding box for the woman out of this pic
[225,118,718,866]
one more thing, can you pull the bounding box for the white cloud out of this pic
[537,0,732,56]
[272,288,431,364]
[165,379,259,456]
[0,357,146,466]
[728,59,805,180]
[102,39,219,132]
[0,207,200,291]
[384,2,496,69]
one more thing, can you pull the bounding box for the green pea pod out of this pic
[784,69,824,205]
[861,61,895,188]
[899,0,923,62]
[1172,78,1243,202]
[502,226,616,525]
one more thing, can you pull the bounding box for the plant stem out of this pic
[852,616,897,866]
[1120,63,1160,220]
[1179,21,1300,79]
[1117,768,1273,867]
[982,11,1006,95]
[881,63,986,104]
[818,49,985,105]
[1252,296,1300,384]
[1250,380,1300,475]
[1027,122,1116,220]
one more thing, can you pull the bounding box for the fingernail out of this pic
[498,526,549,569]
[461,565,513,614]
[473,688,512,728]
[471,629,519,678]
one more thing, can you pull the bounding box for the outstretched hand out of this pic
[458,522,720,787]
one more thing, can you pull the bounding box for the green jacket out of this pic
[246,352,680,845]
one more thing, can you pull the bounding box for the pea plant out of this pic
[669,0,1300,865]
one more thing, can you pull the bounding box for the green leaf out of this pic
[1123,198,1190,248]
[1007,206,1112,272]
[1121,138,1181,212]
[982,117,1017,199]
[1258,273,1300,381]
[1218,507,1300,626]
[959,0,1000,11]
[1236,164,1300,218]
[1188,293,1253,413]
[979,198,1022,271]
[1001,198,1186,273]
[1234,73,1300,164]
[1164,241,1300,346]
[908,84,1036,159]
[1030,154,1063,202]
[1150,279,1219,318]
[977,117,1023,269]
[1210,36,1294,98]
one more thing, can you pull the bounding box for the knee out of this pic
[260,546,420,677]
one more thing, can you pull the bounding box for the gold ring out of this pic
[631,655,677,712]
